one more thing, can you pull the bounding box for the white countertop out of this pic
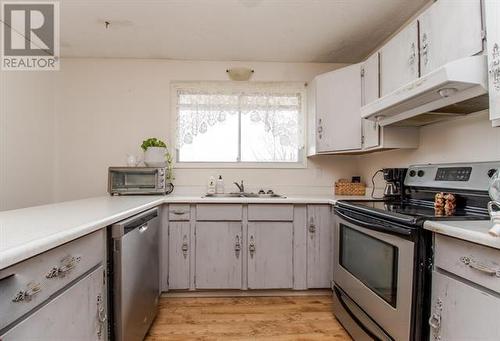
[0,193,371,269]
[424,220,500,250]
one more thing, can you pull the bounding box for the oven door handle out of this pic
[334,208,413,237]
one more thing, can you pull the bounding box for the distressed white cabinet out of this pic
[306,205,333,288]
[313,64,362,153]
[247,222,293,289]
[195,222,242,289]
[168,221,191,290]
[1,266,107,341]
[429,271,500,341]
[419,0,483,76]
[361,52,380,149]
[380,20,419,96]
[315,71,336,153]
[485,0,500,127]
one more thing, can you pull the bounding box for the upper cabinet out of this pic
[419,0,483,76]
[314,64,362,153]
[485,0,500,127]
[361,53,380,149]
[380,21,419,97]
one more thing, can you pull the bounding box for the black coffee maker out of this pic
[383,168,407,199]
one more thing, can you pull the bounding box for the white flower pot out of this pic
[144,147,167,167]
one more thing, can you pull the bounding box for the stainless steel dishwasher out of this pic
[111,207,160,341]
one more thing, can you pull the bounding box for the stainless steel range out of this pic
[332,161,499,341]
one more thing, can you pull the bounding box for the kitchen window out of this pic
[172,82,306,168]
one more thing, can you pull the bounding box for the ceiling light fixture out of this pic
[226,67,254,81]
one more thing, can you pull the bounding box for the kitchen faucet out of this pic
[233,180,245,193]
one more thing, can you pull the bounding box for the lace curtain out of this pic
[174,82,305,152]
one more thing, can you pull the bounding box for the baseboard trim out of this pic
[161,289,332,298]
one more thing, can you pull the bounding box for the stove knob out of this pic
[258,189,266,194]
[488,168,498,178]
[409,170,416,177]
[417,170,425,177]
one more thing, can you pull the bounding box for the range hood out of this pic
[361,55,489,127]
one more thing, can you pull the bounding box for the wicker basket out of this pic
[334,179,366,196]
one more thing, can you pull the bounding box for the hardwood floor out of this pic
[146,295,352,340]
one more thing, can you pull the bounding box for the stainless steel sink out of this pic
[203,192,286,198]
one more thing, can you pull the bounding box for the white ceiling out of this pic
[59,0,429,63]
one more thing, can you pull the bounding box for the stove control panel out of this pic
[435,167,472,181]
[405,162,500,191]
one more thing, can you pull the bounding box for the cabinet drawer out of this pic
[0,230,105,329]
[168,204,190,221]
[196,204,242,221]
[435,234,500,294]
[248,204,294,221]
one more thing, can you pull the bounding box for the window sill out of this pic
[174,161,307,169]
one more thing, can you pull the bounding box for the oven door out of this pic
[109,168,159,193]
[333,208,415,341]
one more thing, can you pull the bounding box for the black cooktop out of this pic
[337,199,490,226]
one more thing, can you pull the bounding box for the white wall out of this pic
[0,70,56,210]
[54,58,356,201]
[357,111,500,190]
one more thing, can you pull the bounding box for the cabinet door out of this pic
[361,52,379,106]
[306,205,333,288]
[485,0,500,127]
[380,21,419,96]
[195,222,242,289]
[247,222,293,289]
[419,0,483,76]
[2,266,107,340]
[168,222,190,290]
[429,271,500,341]
[315,72,335,152]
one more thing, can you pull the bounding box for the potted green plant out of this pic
[141,138,174,180]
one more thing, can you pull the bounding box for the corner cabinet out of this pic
[314,64,362,153]
[485,0,500,127]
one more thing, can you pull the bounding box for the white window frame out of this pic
[170,81,307,169]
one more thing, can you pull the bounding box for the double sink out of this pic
[203,192,286,198]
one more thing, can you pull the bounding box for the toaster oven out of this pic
[108,167,174,195]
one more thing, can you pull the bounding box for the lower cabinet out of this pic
[168,221,191,290]
[195,222,243,289]
[429,271,500,341]
[1,265,107,340]
[247,222,293,289]
[306,205,333,288]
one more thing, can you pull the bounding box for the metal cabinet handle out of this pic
[421,33,429,66]
[429,298,442,340]
[171,209,187,215]
[489,43,500,92]
[96,294,107,339]
[308,217,316,235]
[182,235,189,259]
[249,235,256,258]
[12,282,41,302]
[235,235,241,258]
[460,256,500,277]
[46,255,81,279]
[408,42,416,66]
[138,224,148,233]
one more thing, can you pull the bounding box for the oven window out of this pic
[339,224,398,307]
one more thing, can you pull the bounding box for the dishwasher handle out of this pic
[112,207,158,238]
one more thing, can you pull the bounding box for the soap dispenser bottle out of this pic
[216,175,224,194]
[207,176,216,195]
